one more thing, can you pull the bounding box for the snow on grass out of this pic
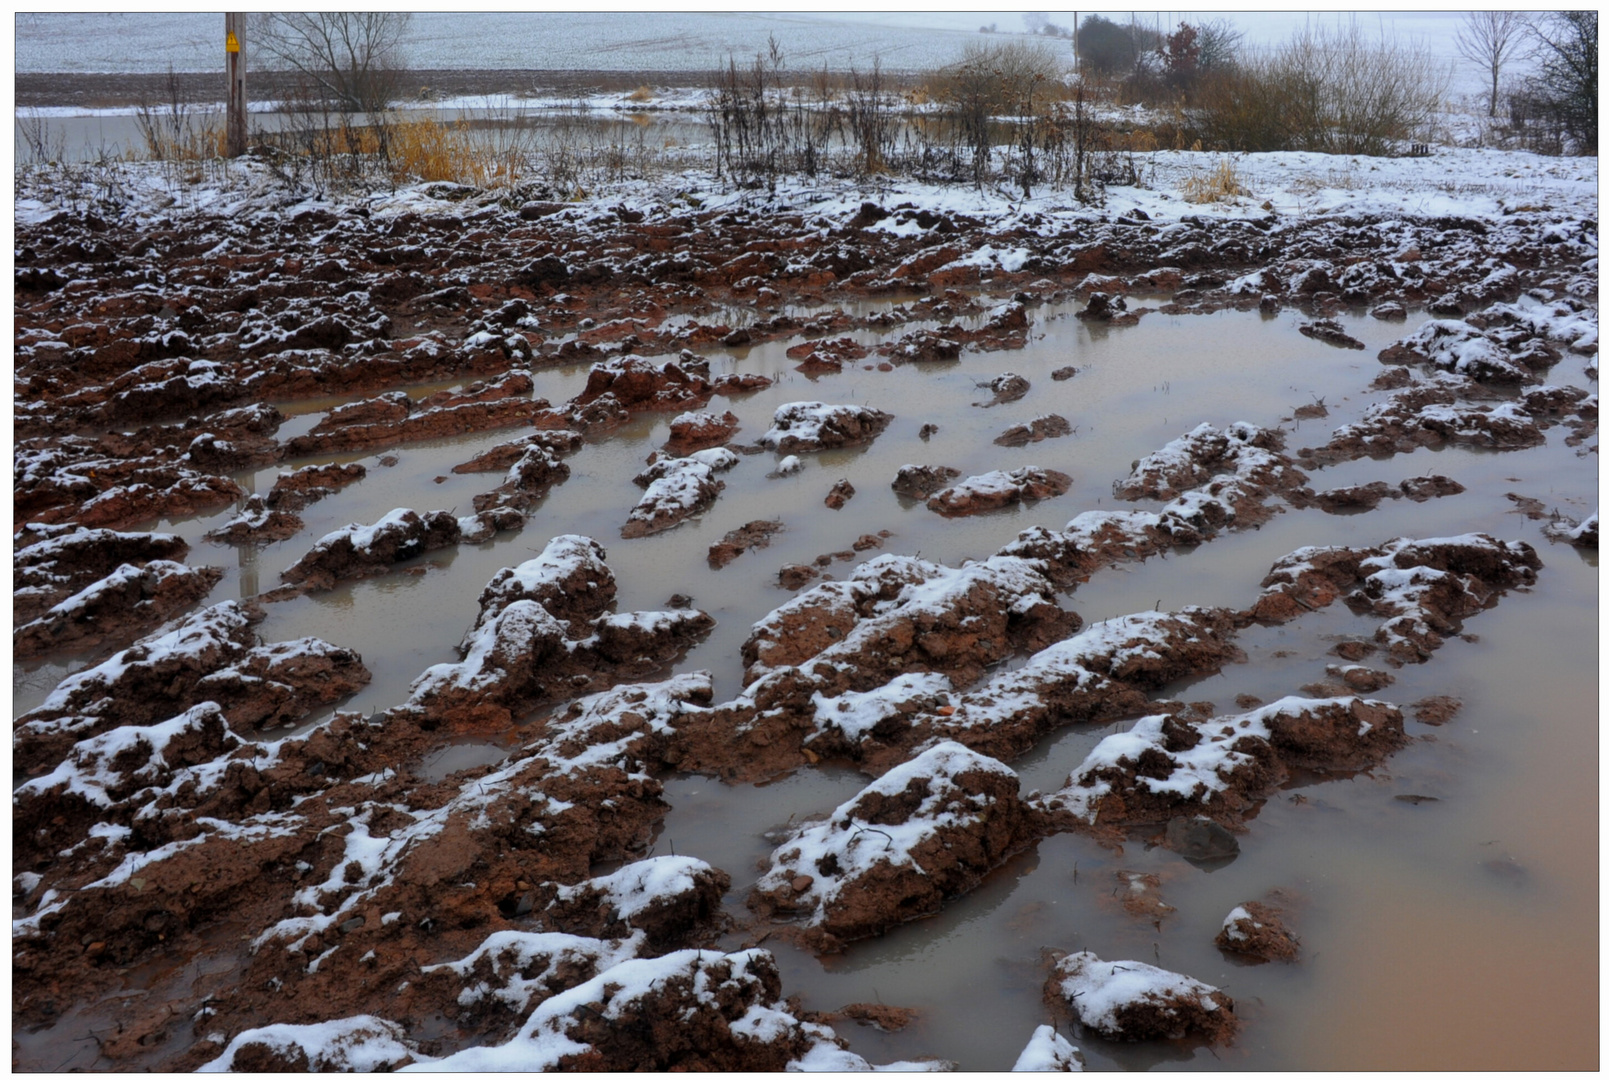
[13,140,1596,256]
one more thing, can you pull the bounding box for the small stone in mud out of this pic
[919,423,939,440]
[667,593,694,609]
[1215,900,1299,962]
[1411,695,1462,726]
[825,479,855,510]
[1165,816,1240,862]
[851,534,884,552]
[1051,365,1078,381]
[378,455,399,467]
[778,564,819,590]
[1234,693,1265,710]
[791,875,813,893]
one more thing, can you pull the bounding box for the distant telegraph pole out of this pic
[225,12,246,156]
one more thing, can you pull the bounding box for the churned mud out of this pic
[12,184,1598,1070]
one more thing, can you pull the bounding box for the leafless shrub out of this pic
[133,65,221,161]
[16,110,65,165]
[1190,21,1451,155]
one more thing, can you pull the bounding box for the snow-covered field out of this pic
[14,140,1597,241]
[15,12,995,76]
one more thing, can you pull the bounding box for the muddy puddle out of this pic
[12,294,1598,1069]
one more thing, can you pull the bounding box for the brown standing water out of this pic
[13,299,1598,1070]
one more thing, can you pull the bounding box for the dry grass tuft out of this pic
[1180,156,1250,203]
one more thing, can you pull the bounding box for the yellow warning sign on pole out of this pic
[226,30,240,52]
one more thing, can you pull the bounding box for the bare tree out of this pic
[1456,11,1531,117]
[1528,10,1597,154]
[252,13,412,115]
[1195,18,1244,73]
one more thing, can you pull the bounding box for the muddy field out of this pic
[12,181,1599,1070]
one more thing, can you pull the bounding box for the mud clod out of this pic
[1299,319,1365,349]
[1411,695,1463,726]
[825,478,856,509]
[1047,951,1236,1044]
[708,519,785,569]
[750,742,1035,946]
[1215,900,1299,962]
[995,414,1073,447]
[14,560,223,661]
[891,464,962,499]
[927,467,1071,517]
[280,508,462,591]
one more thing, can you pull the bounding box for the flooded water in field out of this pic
[13,298,1598,1069]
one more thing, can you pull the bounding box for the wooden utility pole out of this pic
[225,12,246,156]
